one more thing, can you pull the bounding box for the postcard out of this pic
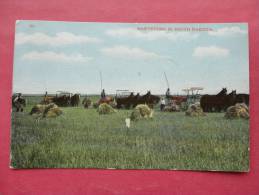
[11,21,249,171]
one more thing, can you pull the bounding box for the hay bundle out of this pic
[30,103,62,118]
[82,98,92,108]
[43,103,62,118]
[225,103,249,119]
[185,103,205,117]
[97,103,116,114]
[130,104,153,121]
[30,104,46,115]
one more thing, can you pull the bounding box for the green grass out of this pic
[11,96,249,171]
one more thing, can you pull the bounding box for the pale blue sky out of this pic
[13,21,249,95]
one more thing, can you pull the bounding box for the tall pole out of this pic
[164,72,170,89]
[99,71,103,92]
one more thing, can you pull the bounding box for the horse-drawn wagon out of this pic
[182,87,204,105]
[42,91,80,107]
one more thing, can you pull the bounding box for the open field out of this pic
[11,96,249,171]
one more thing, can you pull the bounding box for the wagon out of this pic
[182,87,204,105]
[56,90,73,97]
[115,90,134,98]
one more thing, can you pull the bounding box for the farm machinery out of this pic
[182,87,204,105]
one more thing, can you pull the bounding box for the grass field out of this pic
[11,96,249,171]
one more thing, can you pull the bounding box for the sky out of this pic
[13,21,249,95]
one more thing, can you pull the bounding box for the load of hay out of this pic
[130,104,153,121]
[97,103,116,114]
[30,103,62,118]
[30,104,46,115]
[43,103,62,118]
[185,103,205,117]
[225,103,249,119]
[82,98,92,108]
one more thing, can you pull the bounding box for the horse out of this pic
[224,90,237,110]
[236,93,249,106]
[132,93,141,107]
[53,95,71,107]
[137,91,160,108]
[70,94,80,106]
[115,91,160,109]
[12,95,26,112]
[115,93,135,109]
[200,88,228,112]
[147,94,160,108]
[216,88,227,96]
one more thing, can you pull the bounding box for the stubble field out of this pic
[11,96,249,171]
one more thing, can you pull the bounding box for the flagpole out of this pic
[99,71,103,92]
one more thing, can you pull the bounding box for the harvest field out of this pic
[11,96,249,171]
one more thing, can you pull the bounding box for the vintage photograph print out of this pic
[11,21,249,171]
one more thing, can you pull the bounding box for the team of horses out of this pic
[200,88,249,112]
[12,88,249,113]
[115,91,160,109]
[41,94,81,107]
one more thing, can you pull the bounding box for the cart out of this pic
[182,87,204,105]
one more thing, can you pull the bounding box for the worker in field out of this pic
[165,88,171,105]
[13,93,22,105]
[12,93,26,112]
[166,88,171,98]
[101,89,106,98]
[160,97,166,111]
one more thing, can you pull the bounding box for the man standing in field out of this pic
[12,93,25,112]
[160,97,166,111]
[101,89,106,98]
[166,88,171,98]
[165,88,171,105]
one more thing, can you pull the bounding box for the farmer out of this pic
[160,97,166,111]
[13,93,22,103]
[165,88,171,98]
[13,93,24,112]
[101,89,106,98]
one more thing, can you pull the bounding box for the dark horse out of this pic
[12,94,26,112]
[116,92,135,109]
[200,88,228,112]
[70,94,80,106]
[116,91,160,109]
[53,95,71,107]
[137,91,160,108]
[236,93,249,106]
[224,90,237,110]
